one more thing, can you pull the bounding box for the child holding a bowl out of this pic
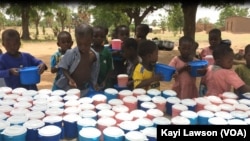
[133,40,163,90]
[109,25,129,88]
[0,29,47,90]
[200,43,250,96]
[169,36,199,99]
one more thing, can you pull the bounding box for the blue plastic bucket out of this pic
[2,125,27,141]
[188,60,208,77]
[19,66,40,85]
[155,63,175,81]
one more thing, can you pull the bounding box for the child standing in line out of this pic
[110,25,130,87]
[92,26,113,90]
[122,38,140,90]
[201,43,250,96]
[56,23,100,97]
[133,40,163,90]
[135,24,150,43]
[0,29,47,90]
[199,28,222,65]
[169,36,199,99]
[50,31,73,91]
[235,44,250,90]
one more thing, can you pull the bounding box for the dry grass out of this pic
[0,27,249,90]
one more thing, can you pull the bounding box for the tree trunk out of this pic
[21,4,31,40]
[181,2,198,40]
[35,23,39,35]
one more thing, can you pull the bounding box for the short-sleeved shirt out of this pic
[201,65,245,96]
[235,64,250,85]
[97,47,113,87]
[169,56,198,99]
[0,52,45,90]
[200,46,213,58]
[133,63,160,90]
[57,47,100,91]
[50,50,63,91]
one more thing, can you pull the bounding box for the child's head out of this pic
[57,31,73,54]
[208,28,221,49]
[213,43,234,69]
[115,25,130,42]
[138,40,158,66]
[244,44,250,65]
[122,38,138,60]
[178,36,195,59]
[2,29,21,55]
[136,24,150,40]
[93,26,105,47]
[75,23,93,53]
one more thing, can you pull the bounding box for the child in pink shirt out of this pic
[199,28,221,65]
[201,43,250,96]
[169,36,199,99]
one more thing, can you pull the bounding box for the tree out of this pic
[120,4,164,30]
[167,3,184,36]
[158,14,167,34]
[216,5,249,27]
[6,3,31,40]
[90,4,129,29]
[197,17,210,31]
[78,4,92,24]
[181,1,199,40]
[29,4,56,36]
[55,5,71,31]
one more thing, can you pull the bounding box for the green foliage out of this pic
[217,5,249,27]
[167,3,184,36]
[90,4,130,29]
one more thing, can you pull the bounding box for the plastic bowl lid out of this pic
[104,88,118,95]
[147,89,161,96]
[66,88,80,95]
[51,90,66,96]
[180,110,198,118]
[208,117,228,125]
[77,118,97,127]
[2,125,27,136]
[162,89,177,96]
[79,127,101,138]
[23,119,45,129]
[38,125,61,136]
[103,126,124,137]
[152,117,171,125]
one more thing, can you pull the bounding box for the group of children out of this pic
[171,28,250,99]
[1,24,250,100]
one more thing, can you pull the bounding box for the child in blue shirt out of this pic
[0,29,47,90]
[50,31,73,91]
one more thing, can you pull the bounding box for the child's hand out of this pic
[153,73,163,81]
[38,63,47,74]
[9,68,19,76]
[184,64,191,72]
[68,78,77,88]
[197,68,207,76]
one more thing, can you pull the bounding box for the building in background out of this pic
[225,16,250,33]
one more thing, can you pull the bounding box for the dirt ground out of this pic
[1,31,248,91]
